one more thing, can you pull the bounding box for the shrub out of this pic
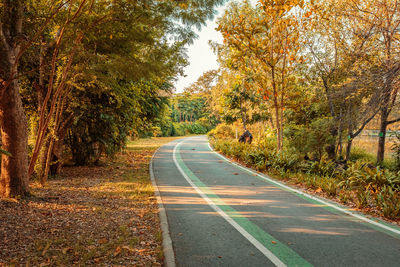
[285,117,335,160]
[337,161,366,189]
[267,149,300,173]
[210,129,400,220]
[301,155,338,177]
[246,148,268,170]
[375,186,400,219]
[322,178,338,197]
[356,190,371,208]
[208,123,236,139]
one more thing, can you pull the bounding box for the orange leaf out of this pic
[99,238,108,244]
[114,246,122,256]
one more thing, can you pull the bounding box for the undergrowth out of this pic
[209,137,400,221]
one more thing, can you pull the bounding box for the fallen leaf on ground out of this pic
[99,238,108,244]
[122,246,135,253]
[62,247,72,254]
[114,246,122,257]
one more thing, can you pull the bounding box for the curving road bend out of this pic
[152,136,400,267]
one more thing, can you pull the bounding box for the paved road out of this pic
[152,136,400,267]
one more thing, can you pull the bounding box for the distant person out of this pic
[238,130,253,144]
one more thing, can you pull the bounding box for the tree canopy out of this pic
[0,0,225,196]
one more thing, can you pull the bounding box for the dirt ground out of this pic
[0,137,181,266]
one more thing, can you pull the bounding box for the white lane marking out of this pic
[173,140,286,267]
[207,142,400,237]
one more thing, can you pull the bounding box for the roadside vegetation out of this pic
[209,124,400,222]
[203,0,400,222]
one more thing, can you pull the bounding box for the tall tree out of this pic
[0,0,29,197]
[218,0,304,150]
[348,0,400,163]
[1,0,226,196]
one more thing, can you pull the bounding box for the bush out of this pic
[208,123,236,139]
[338,162,400,192]
[301,155,338,177]
[210,126,400,220]
[285,117,335,160]
[267,149,301,173]
[375,186,400,219]
[211,138,300,173]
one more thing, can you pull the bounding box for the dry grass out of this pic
[0,136,181,266]
[352,135,396,160]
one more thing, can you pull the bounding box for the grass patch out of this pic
[352,135,395,160]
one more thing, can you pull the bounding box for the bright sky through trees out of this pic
[174,4,227,92]
[174,0,260,93]
[175,1,234,93]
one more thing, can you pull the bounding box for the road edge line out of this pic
[207,141,400,237]
[173,140,287,267]
[150,145,176,267]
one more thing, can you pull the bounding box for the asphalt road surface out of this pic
[152,136,400,267]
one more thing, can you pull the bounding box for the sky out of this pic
[173,4,228,93]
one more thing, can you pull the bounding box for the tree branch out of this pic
[387,117,400,125]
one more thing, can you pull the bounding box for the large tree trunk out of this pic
[0,81,29,197]
[0,0,29,197]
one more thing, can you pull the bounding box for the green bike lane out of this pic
[152,136,400,267]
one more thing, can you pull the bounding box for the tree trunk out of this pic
[0,0,29,197]
[0,82,29,197]
[239,93,247,130]
[345,137,353,161]
[337,130,343,157]
[51,136,64,175]
[377,107,389,164]
[271,67,281,151]
[274,104,281,151]
[44,114,73,178]
[279,105,284,149]
[38,137,50,184]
